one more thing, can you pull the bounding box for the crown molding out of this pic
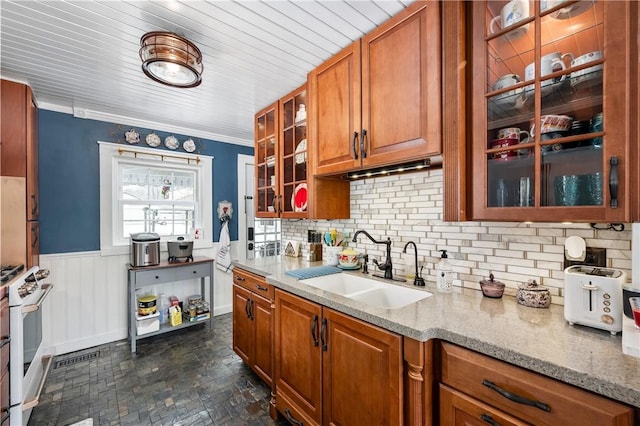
[37,101,253,148]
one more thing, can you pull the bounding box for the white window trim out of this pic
[99,141,213,256]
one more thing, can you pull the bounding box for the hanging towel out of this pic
[216,221,232,273]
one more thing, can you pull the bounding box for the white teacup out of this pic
[525,52,573,93]
[493,74,521,91]
[489,0,530,35]
[571,51,603,86]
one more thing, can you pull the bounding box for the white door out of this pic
[237,154,254,260]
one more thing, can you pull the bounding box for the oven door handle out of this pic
[21,284,54,314]
[22,355,53,411]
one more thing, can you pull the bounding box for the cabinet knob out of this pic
[155,276,159,279]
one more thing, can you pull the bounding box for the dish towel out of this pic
[216,221,232,273]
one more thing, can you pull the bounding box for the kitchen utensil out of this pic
[516,280,551,308]
[324,232,332,246]
[564,265,626,334]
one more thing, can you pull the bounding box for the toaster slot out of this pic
[582,281,598,312]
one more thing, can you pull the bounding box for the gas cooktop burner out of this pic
[0,264,25,283]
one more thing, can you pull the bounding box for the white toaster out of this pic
[564,266,626,335]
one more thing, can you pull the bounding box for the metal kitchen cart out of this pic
[127,256,214,352]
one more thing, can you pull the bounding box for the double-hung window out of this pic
[99,141,213,255]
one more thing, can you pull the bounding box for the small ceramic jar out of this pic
[479,273,505,298]
[516,279,551,308]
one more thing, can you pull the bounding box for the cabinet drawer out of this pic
[175,262,211,281]
[134,269,177,286]
[440,342,633,425]
[233,268,273,300]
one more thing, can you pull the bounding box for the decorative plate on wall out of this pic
[164,135,179,150]
[183,138,196,152]
[125,128,140,144]
[145,133,161,147]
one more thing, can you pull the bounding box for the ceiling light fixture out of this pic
[139,31,203,88]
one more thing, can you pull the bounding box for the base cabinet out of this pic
[274,289,402,426]
[439,342,633,425]
[232,268,274,387]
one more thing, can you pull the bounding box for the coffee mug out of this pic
[490,138,519,161]
[493,74,521,91]
[489,0,530,34]
[497,127,529,141]
[525,52,573,93]
[571,51,603,86]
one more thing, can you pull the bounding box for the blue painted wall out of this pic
[39,110,253,254]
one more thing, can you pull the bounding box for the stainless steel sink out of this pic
[299,273,432,309]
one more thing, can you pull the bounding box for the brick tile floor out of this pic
[28,314,287,426]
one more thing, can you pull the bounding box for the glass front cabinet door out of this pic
[255,102,279,218]
[470,0,637,222]
[279,85,308,218]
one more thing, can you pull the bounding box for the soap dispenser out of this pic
[436,250,453,292]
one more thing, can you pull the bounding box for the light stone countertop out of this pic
[232,256,640,408]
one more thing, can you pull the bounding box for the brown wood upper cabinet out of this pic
[255,85,350,219]
[461,1,639,222]
[309,1,442,177]
[1,80,39,221]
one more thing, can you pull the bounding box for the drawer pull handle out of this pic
[284,408,303,426]
[480,413,501,426]
[320,317,328,351]
[235,276,246,282]
[0,336,10,348]
[352,131,359,160]
[360,128,367,159]
[311,315,319,347]
[609,156,619,208]
[482,380,550,412]
[245,298,251,320]
[255,284,268,292]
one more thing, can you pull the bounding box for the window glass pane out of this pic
[121,165,195,202]
[119,163,197,238]
[122,203,195,238]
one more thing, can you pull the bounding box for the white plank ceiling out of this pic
[1,0,414,146]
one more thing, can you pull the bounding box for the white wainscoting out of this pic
[39,242,240,356]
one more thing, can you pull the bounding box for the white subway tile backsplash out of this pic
[281,169,632,305]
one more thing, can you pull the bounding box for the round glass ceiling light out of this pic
[139,31,203,88]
